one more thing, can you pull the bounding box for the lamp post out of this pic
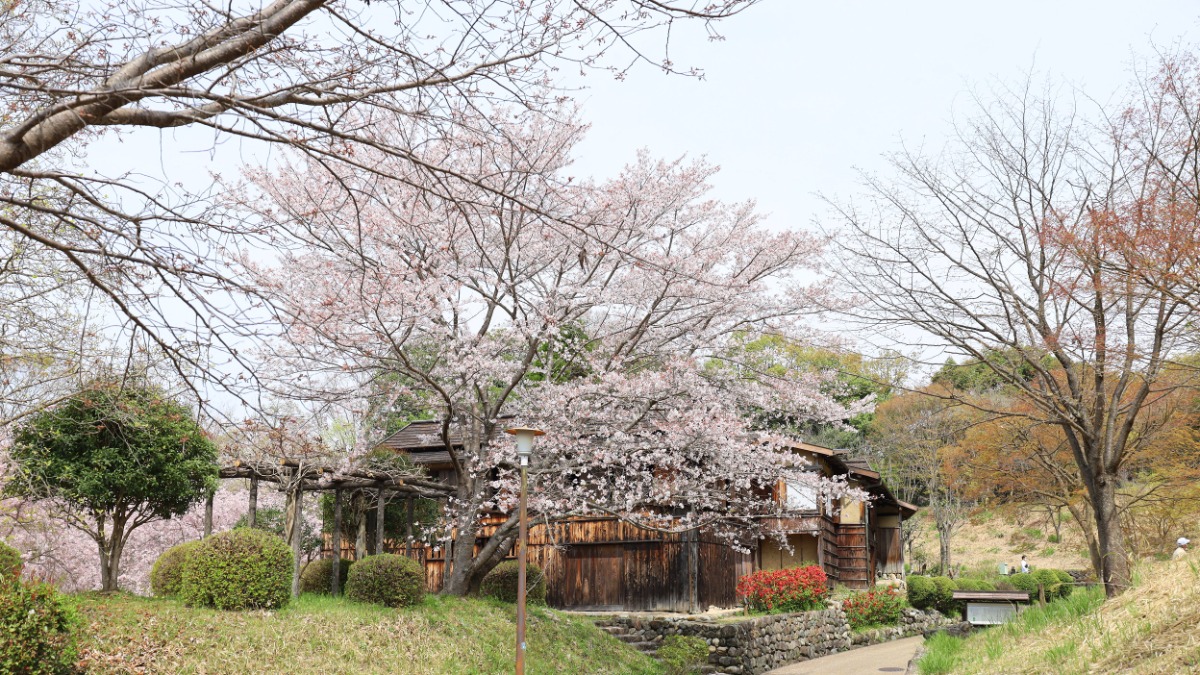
[505,426,544,675]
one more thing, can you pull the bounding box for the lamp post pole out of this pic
[506,427,544,675]
[516,457,529,675]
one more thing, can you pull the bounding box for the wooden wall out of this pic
[875,526,904,574]
[328,517,750,612]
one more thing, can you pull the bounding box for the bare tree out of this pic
[828,76,1200,596]
[0,0,759,415]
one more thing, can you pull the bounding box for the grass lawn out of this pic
[74,593,663,675]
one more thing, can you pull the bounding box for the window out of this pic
[785,481,818,512]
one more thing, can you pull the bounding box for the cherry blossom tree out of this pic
[0,0,761,415]
[240,109,867,595]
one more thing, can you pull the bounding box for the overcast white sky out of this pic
[567,1,1199,234]
[90,1,1200,396]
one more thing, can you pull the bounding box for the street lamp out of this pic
[505,426,544,675]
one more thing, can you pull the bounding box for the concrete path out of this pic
[764,636,925,675]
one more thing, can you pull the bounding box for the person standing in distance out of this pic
[1173,537,1190,560]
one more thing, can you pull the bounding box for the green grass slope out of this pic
[918,558,1200,674]
[75,593,662,675]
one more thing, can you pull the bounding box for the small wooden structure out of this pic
[213,458,452,596]
[951,590,1032,625]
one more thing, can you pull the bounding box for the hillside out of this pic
[909,509,1095,576]
[74,594,661,675]
[919,557,1200,674]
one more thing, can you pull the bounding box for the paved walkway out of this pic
[764,636,925,675]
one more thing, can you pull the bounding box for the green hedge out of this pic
[180,528,293,610]
[1008,572,1039,595]
[931,576,957,615]
[907,575,936,610]
[345,554,425,608]
[480,561,547,605]
[299,558,354,595]
[0,579,78,674]
[150,540,202,597]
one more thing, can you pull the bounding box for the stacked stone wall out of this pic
[604,606,951,674]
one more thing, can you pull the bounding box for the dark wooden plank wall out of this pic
[835,524,869,589]
[325,517,751,611]
[820,516,841,584]
[875,526,904,574]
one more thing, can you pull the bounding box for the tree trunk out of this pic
[375,490,386,555]
[332,488,343,596]
[97,538,116,593]
[204,491,214,538]
[291,482,303,598]
[248,477,258,528]
[440,518,479,595]
[1091,475,1131,596]
[96,516,126,592]
[937,524,952,576]
[442,507,521,597]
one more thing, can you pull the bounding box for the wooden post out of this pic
[686,527,700,612]
[203,491,214,538]
[332,488,343,596]
[248,477,258,528]
[375,490,386,555]
[291,477,303,598]
[355,493,367,561]
[404,496,415,557]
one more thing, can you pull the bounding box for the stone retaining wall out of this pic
[604,606,952,675]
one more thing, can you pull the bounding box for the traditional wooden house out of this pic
[370,421,917,611]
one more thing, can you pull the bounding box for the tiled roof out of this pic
[376,420,459,451]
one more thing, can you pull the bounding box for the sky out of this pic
[565,1,1200,235]
[81,0,1200,396]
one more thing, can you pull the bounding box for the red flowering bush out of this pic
[736,565,830,613]
[842,587,905,630]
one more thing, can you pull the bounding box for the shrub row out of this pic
[153,531,558,611]
[736,565,830,613]
[843,586,906,629]
[1005,569,1073,600]
[909,568,1074,615]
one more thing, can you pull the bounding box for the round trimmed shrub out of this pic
[299,558,354,595]
[1053,570,1073,599]
[480,561,547,605]
[180,528,293,610]
[931,576,957,615]
[1008,572,1039,595]
[345,554,425,607]
[906,575,936,610]
[1032,568,1061,598]
[150,540,202,597]
[0,541,22,581]
[0,579,78,674]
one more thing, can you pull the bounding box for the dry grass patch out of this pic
[75,592,661,674]
[918,558,1200,674]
